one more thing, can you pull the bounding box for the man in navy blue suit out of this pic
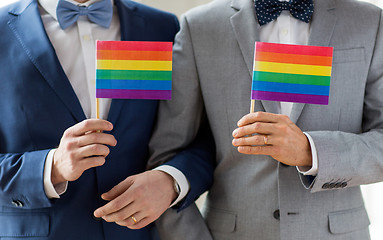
[0,0,214,239]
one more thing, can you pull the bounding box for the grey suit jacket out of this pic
[149,0,383,239]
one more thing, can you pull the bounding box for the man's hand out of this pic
[93,170,177,229]
[232,111,312,167]
[52,119,117,185]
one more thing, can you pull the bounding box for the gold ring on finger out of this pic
[131,215,137,224]
[263,135,268,145]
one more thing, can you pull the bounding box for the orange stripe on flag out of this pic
[97,50,173,61]
[255,52,333,66]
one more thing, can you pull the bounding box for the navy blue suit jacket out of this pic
[0,0,215,239]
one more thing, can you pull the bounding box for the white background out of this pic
[0,0,382,239]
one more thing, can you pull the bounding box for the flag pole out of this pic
[96,98,100,119]
[250,99,255,113]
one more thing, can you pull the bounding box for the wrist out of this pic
[51,153,65,185]
[154,170,178,203]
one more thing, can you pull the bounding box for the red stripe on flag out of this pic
[97,41,173,52]
[256,42,333,57]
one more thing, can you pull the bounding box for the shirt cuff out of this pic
[154,165,190,208]
[296,132,318,176]
[43,149,68,199]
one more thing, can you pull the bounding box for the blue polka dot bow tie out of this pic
[254,0,314,26]
[56,0,113,30]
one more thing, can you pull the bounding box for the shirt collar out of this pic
[38,0,114,21]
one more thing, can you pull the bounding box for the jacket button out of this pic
[322,183,330,189]
[328,183,337,189]
[335,182,343,188]
[273,210,280,220]
[12,200,24,207]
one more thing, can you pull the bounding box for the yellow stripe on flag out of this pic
[97,60,172,71]
[254,61,332,77]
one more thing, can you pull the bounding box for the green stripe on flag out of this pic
[253,71,331,86]
[97,70,172,81]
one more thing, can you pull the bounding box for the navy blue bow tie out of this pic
[56,0,113,30]
[255,0,314,26]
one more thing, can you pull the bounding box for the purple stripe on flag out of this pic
[252,90,329,105]
[97,89,171,100]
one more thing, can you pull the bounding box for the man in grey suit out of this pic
[149,0,383,239]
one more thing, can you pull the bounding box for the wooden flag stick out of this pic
[96,98,100,119]
[250,99,255,113]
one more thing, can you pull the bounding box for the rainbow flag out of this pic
[96,41,173,100]
[251,42,333,105]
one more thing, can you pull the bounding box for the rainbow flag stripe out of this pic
[251,42,333,105]
[96,41,173,100]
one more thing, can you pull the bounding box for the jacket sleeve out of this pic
[0,150,54,209]
[302,10,383,193]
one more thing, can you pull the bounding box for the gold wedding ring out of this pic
[131,215,137,224]
[263,135,268,145]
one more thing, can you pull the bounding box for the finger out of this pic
[101,177,134,201]
[237,112,280,127]
[127,217,152,230]
[233,122,275,138]
[94,191,134,218]
[232,134,267,146]
[113,211,146,228]
[67,119,113,137]
[79,156,106,170]
[101,203,139,223]
[78,144,111,158]
[237,145,275,155]
[76,132,117,147]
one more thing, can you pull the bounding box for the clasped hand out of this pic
[51,119,177,229]
[232,112,312,167]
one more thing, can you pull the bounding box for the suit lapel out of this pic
[230,0,280,113]
[230,0,259,78]
[290,0,337,123]
[7,0,86,122]
[107,0,146,126]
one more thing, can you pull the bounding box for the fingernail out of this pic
[233,130,238,137]
[94,210,100,217]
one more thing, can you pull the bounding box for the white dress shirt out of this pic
[39,0,188,207]
[258,0,318,175]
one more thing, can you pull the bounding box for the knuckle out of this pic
[82,120,92,130]
[277,124,288,133]
[66,140,76,149]
[280,114,289,121]
[92,134,102,143]
[255,111,264,118]
[253,122,261,131]
[92,144,101,153]
[111,200,124,211]
[252,146,261,154]
[68,151,76,160]
[133,185,145,197]
[63,128,72,138]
